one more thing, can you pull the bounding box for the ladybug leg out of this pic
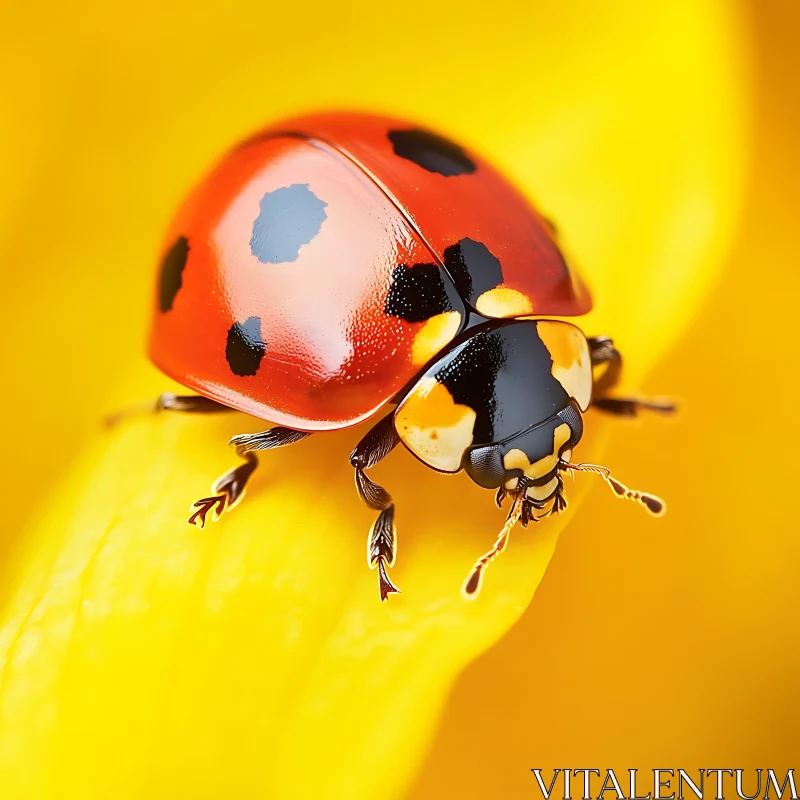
[105,392,235,427]
[188,427,311,528]
[349,414,402,601]
[189,452,259,528]
[155,393,236,414]
[588,336,676,416]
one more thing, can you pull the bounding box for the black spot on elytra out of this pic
[388,129,476,177]
[158,236,190,312]
[443,238,504,306]
[384,262,454,323]
[226,317,266,376]
[250,183,327,264]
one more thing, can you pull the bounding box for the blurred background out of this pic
[0,0,798,797]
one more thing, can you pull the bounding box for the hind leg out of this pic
[105,392,236,427]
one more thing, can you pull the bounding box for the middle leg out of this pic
[588,335,676,416]
[189,427,312,527]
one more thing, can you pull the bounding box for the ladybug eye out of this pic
[462,445,505,489]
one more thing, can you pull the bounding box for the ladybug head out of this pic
[459,401,666,599]
[461,402,584,492]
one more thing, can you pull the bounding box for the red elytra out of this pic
[148,112,591,431]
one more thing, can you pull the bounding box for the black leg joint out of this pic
[588,335,623,396]
[349,413,399,470]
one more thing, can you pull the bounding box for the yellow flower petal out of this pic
[0,0,747,797]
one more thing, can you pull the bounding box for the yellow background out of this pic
[0,0,797,797]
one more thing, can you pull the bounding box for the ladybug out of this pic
[147,112,674,601]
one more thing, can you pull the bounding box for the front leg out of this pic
[349,414,402,601]
[588,335,676,416]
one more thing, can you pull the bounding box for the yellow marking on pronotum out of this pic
[502,423,572,480]
[395,377,477,472]
[411,311,462,366]
[475,287,533,317]
[535,321,592,411]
